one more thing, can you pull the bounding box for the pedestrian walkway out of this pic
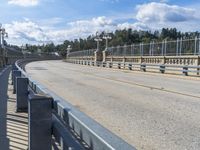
[0,68,28,150]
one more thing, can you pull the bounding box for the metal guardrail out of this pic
[68,59,200,76]
[13,59,135,150]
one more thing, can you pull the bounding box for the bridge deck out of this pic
[26,60,200,150]
[0,74,28,150]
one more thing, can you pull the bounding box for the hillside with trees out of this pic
[24,28,200,57]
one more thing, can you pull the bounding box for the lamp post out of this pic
[94,32,102,52]
[67,45,72,58]
[0,25,8,65]
[103,32,112,51]
[0,23,2,47]
[2,28,8,58]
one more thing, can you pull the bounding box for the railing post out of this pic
[13,70,21,94]
[183,66,188,76]
[16,77,28,112]
[160,65,165,73]
[94,51,103,62]
[140,64,146,72]
[118,62,121,69]
[11,64,18,85]
[102,50,108,62]
[28,94,52,150]
[128,64,132,70]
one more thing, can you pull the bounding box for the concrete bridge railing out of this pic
[66,40,200,76]
[11,59,136,150]
[67,59,200,76]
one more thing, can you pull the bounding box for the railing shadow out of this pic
[0,67,28,150]
[6,76,28,150]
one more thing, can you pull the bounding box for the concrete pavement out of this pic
[26,60,200,150]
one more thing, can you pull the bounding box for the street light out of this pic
[103,32,112,51]
[1,28,8,48]
[94,32,102,52]
[0,24,8,65]
[67,45,72,58]
[0,23,2,47]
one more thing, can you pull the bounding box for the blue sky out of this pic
[1,0,200,45]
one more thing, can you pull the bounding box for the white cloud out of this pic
[5,17,116,45]
[8,0,39,7]
[136,2,195,23]
[4,2,200,46]
[5,16,151,45]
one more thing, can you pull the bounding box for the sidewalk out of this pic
[0,70,28,150]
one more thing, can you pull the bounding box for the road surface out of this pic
[26,60,200,150]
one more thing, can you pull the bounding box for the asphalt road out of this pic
[25,60,200,150]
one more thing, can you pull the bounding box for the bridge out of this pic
[0,37,200,150]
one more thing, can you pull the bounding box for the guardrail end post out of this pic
[16,77,28,112]
[13,70,21,94]
[28,94,52,150]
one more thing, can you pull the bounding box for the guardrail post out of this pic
[128,64,132,70]
[140,64,146,72]
[96,62,100,67]
[118,62,121,69]
[11,64,18,85]
[28,94,52,150]
[160,65,165,73]
[13,70,21,94]
[103,62,106,67]
[109,62,113,68]
[183,66,188,76]
[16,77,28,112]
